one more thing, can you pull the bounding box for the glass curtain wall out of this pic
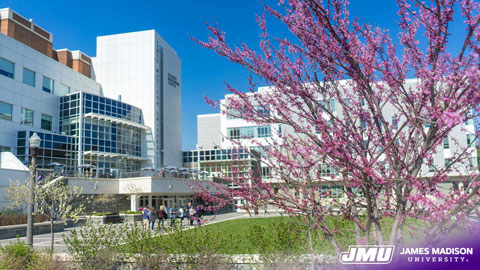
[60,92,144,173]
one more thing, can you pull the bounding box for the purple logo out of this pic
[339,245,395,264]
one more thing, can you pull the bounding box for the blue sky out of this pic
[4,0,462,150]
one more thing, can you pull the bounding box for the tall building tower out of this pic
[92,30,182,168]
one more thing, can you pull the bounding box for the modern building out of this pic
[0,8,205,212]
[192,82,478,209]
[0,8,182,174]
[92,30,182,169]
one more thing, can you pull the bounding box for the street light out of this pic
[27,132,41,249]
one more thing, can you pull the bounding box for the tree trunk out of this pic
[308,228,315,270]
[50,218,54,252]
[371,199,384,244]
[345,187,363,244]
[389,204,405,246]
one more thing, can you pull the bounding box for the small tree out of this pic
[7,176,86,251]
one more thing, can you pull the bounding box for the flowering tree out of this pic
[7,176,86,251]
[193,0,480,257]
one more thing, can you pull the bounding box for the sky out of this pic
[2,0,463,150]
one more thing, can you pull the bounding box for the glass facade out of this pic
[183,148,261,179]
[23,68,35,87]
[183,149,269,178]
[21,108,34,126]
[59,92,145,173]
[183,148,250,163]
[16,130,75,170]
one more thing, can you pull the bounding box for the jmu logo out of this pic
[339,245,395,264]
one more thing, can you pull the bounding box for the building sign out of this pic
[168,73,179,88]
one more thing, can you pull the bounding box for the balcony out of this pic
[83,112,149,130]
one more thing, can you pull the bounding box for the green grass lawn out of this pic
[120,215,427,255]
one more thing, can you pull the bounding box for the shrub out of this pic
[0,238,37,270]
[0,213,49,226]
[63,221,124,270]
[65,221,237,269]
[91,212,112,216]
[34,253,70,270]
[120,210,141,214]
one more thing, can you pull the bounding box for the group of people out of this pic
[141,202,204,230]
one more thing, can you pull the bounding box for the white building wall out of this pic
[0,33,101,154]
[197,113,221,149]
[93,30,182,169]
[216,81,477,176]
[158,32,182,167]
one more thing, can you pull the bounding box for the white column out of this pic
[130,195,137,211]
[148,195,152,207]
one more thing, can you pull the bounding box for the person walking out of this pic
[142,206,150,229]
[149,207,156,230]
[169,206,176,227]
[195,207,201,227]
[186,202,192,225]
[188,204,196,226]
[178,206,185,227]
[157,205,166,229]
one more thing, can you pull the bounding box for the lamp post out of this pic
[27,132,41,249]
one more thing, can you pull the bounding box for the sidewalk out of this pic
[0,212,245,253]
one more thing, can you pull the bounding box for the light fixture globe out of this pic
[29,133,41,148]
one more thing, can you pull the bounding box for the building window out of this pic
[57,83,70,96]
[257,126,271,138]
[0,58,14,79]
[41,114,52,131]
[445,158,451,167]
[254,105,270,117]
[227,126,271,139]
[443,137,449,149]
[0,145,10,152]
[23,68,35,87]
[361,120,367,129]
[0,101,12,121]
[465,112,473,126]
[467,134,475,147]
[226,107,243,119]
[392,116,398,129]
[261,167,271,178]
[469,157,478,169]
[321,186,344,198]
[318,99,336,113]
[21,108,34,126]
[43,76,54,93]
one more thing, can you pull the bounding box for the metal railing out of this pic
[60,169,210,180]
